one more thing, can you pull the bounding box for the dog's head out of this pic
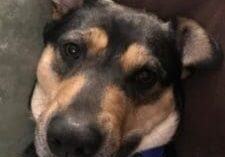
[31,0,221,157]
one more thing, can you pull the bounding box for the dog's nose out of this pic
[47,115,103,157]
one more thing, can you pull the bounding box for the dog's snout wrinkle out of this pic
[54,74,86,111]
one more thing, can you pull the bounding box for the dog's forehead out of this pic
[58,4,169,47]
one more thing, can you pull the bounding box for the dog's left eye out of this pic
[134,70,157,87]
[64,43,82,59]
[124,69,158,97]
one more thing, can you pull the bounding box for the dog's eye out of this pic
[64,43,82,59]
[134,70,157,87]
[124,69,158,97]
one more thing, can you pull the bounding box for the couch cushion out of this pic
[0,0,50,156]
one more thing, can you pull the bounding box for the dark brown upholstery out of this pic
[115,0,225,157]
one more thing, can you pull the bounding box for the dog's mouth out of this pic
[35,134,140,157]
[34,111,179,157]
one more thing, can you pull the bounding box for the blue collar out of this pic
[131,146,165,157]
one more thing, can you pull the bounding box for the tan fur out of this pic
[31,84,49,120]
[54,74,86,111]
[83,27,109,56]
[98,85,130,154]
[33,74,86,121]
[32,44,60,122]
[123,87,175,136]
[178,18,212,67]
[120,43,152,72]
[99,85,128,134]
[37,45,59,96]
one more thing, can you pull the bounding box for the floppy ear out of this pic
[51,0,97,19]
[173,18,223,78]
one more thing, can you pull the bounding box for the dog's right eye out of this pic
[64,43,82,59]
[59,42,86,69]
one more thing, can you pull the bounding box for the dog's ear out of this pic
[51,0,97,19]
[172,18,223,78]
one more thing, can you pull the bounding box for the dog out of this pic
[24,0,222,157]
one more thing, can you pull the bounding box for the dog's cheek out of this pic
[31,84,49,121]
[134,111,179,153]
[98,85,130,153]
[32,44,60,120]
[122,87,177,149]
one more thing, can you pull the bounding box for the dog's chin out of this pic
[34,136,120,157]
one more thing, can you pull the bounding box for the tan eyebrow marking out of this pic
[55,74,86,111]
[120,43,151,72]
[83,27,108,56]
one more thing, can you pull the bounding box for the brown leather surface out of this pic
[115,0,225,157]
